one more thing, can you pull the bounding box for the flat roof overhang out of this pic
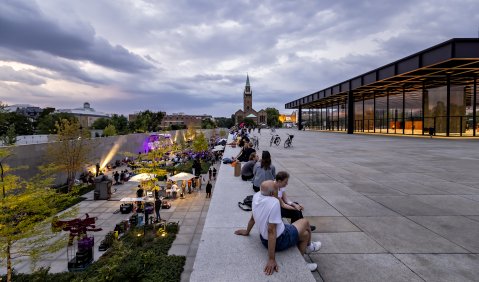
[285,38,479,109]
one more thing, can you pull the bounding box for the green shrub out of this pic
[3,222,185,282]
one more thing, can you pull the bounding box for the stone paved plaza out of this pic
[193,129,479,282]
[260,129,479,281]
[0,164,215,278]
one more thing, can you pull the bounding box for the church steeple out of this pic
[243,74,252,112]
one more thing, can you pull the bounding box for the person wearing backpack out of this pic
[252,151,275,192]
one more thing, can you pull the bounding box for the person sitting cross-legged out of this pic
[234,171,321,275]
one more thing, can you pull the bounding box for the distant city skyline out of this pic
[1,0,478,117]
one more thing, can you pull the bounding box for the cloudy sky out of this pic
[0,0,478,117]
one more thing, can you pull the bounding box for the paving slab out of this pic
[408,216,479,252]
[344,180,406,196]
[311,232,387,253]
[304,216,360,233]
[320,195,399,216]
[285,196,342,217]
[307,182,362,197]
[420,180,479,195]
[383,181,447,195]
[460,194,479,202]
[310,254,423,282]
[348,216,468,253]
[395,254,479,282]
[413,195,479,215]
[466,215,479,222]
[368,195,451,216]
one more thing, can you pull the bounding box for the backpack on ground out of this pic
[238,195,253,211]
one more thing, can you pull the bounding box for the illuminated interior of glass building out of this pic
[285,38,479,137]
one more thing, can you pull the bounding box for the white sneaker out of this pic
[306,262,317,271]
[305,241,322,254]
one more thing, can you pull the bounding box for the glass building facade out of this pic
[286,39,479,137]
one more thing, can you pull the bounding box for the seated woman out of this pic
[236,142,256,162]
[252,151,275,192]
[277,184,316,231]
[241,152,258,181]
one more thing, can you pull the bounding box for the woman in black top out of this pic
[205,180,212,198]
[236,142,256,162]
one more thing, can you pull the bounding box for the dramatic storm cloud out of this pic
[0,0,478,116]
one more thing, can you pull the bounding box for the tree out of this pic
[103,124,117,137]
[91,117,110,130]
[265,107,281,127]
[129,111,164,133]
[201,118,216,129]
[36,112,77,134]
[242,117,256,127]
[215,117,234,129]
[0,112,34,136]
[185,125,197,141]
[47,119,92,192]
[0,124,16,146]
[192,132,208,152]
[110,114,129,134]
[0,148,75,282]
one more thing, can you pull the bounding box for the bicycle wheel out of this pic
[274,137,281,146]
[284,139,291,148]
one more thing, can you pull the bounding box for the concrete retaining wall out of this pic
[4,129,224,184]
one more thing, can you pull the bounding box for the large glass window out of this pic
[339,100,347,131]
[354,97,363,132]
[364,94,374,132]
[449,84,466,136]
[404,86,423,135]
[476,79,479,136]
[388,89,403,134]
[424,82,447,136]
[375,93,388,133]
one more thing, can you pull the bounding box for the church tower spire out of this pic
[244,74,252,112]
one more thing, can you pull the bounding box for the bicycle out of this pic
[284,133,294,148]
[269,133,281,147]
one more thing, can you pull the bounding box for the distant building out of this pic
[234,75,267,125]
[57,102,109,128]
[160,113,214,128]
[279,111,297,126]
[5,104,43,121]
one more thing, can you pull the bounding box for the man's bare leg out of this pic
[292,219,311,255]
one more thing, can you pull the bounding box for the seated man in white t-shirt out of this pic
[235,171,321,275]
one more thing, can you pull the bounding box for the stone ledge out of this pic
[191,135,315,282]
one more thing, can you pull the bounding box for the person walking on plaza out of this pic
[208,167,213,181]
[205,180,212,198]
[154,196,162,222]
[234,171,321,274]
[212,167,217,180]
[95,162,100,177]
[113,171,120,185]
[188,178,192,194]
[181,180,186,197]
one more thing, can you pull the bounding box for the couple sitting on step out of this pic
[235,171,321,275]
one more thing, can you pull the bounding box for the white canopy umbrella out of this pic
[169,172,195,181]
[129,173,156,182]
